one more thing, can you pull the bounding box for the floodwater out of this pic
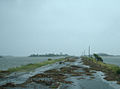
[101,56,120,66]
[0,56,65,70]
[0,56,120,70]
[0,58,119,89]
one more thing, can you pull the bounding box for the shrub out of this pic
[48,58,52,61]
[93,53,103,62]
[116,69,120,74]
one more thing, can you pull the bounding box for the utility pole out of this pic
[88,46,91,57]
[84,50,86,56]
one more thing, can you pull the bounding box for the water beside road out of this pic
[101,56,120,66]
[0,56,65,70]
[0,56,120,71]
[0,58,118,89]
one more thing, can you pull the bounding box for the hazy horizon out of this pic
[0,0,120,56]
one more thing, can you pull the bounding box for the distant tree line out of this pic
[29,53,69,57]
[96,53,113,56]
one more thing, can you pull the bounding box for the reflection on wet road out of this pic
[0,58,119,89]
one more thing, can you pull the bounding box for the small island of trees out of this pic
[96,53,113,56]
[29,53,69,57]
[0,56,3,58]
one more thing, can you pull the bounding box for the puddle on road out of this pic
[0,58,120,89]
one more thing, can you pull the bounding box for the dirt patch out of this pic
[0,71,10,78]
[27,68,72,88]
[117,81,120,84]
[71,72,82,76]
[64,57,77,62]
[77,77,85,80]
[0,64,84,88]
[1,83,16,87]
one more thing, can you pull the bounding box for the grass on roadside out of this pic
[86,57,120,74]
[3,58,65,73]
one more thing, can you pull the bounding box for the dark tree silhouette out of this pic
[93,53,103,62]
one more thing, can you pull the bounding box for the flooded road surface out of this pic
[0,58,120,89]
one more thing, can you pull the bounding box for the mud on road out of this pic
[0,57,119,89]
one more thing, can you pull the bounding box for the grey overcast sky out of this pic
[0,0,120,56]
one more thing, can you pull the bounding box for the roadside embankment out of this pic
[82,57,120,84]
[0,56,117,89]
[0,56,80,89]
[0,58,65,78]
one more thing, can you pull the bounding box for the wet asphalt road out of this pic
[0,58,119,89]
[58,59,116,89]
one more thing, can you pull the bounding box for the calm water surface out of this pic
[102,56,120,66]
[0,56,65,70]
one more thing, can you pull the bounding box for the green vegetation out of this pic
[6,58,65,73]
[83,56,120,74]
[93,53,103,62]
[82,56,120,83]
